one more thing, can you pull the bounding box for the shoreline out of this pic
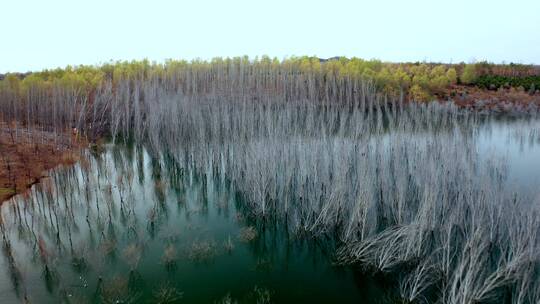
[0,93,538,204]
[0,124,85,203]
[444,85,540,113]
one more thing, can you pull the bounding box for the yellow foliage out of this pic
[394,67,411,89]
[461,64,477,84]
[446,68,457,85]
[430,65,446,78]
[1,56,479,103]
[429,76,450,93]
[412,74,429,88]
[409,84,432,102]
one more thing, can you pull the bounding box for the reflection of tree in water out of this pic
[98,275,141,304]
[1,212,26,299]
[4,118,539,304]
[0,146,365,303]
[5,148,196,301]
[152,281,183,304]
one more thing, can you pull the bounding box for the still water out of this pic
[0,118,539,303]
[0,145,392,304]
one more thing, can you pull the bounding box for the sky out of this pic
[1,0,540,73]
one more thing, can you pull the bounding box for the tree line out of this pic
[1,57,538,105]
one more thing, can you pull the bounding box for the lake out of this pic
[1,114,539,303]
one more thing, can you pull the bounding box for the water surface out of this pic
[1,117,539,303]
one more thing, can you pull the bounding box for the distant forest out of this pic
[1,56,539,104]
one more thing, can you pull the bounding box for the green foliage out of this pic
[412,74,429,88]
[446,68,457,85]
[394,67,411,89]
[409,84,432,102]
[2,74,21,92]
[430,65,446,78]
[1,57,539,106]
[460,64,477,84]
[429,75,450,93]
[475,75,540,91]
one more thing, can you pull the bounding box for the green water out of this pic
[2,118,540,304]
[0,145,392,303]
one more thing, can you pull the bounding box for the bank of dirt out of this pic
[0,123,85,203]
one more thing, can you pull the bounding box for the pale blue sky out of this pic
[1,0,539,73]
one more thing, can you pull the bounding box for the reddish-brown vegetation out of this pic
[0,123,85,203]
[446,85,540,112]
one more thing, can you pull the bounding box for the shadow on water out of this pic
[0,144,396,304]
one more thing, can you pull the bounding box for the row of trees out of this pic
[475,75,540,92]
[1,56,540,303]
[2,57,538,106]
[474,61,540,77]
[1,57,539,146]
[89,79,540,304]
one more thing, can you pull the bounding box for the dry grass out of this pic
[100,276,140,304]
[451,85,540,112]
[161,244,178,267]
[187,240,217,262]
[152,282,183,304]
[0,122,85,202]
[123,243,142,270]
[238,226,258,243]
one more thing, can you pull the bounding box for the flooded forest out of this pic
[1,59,540,303]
